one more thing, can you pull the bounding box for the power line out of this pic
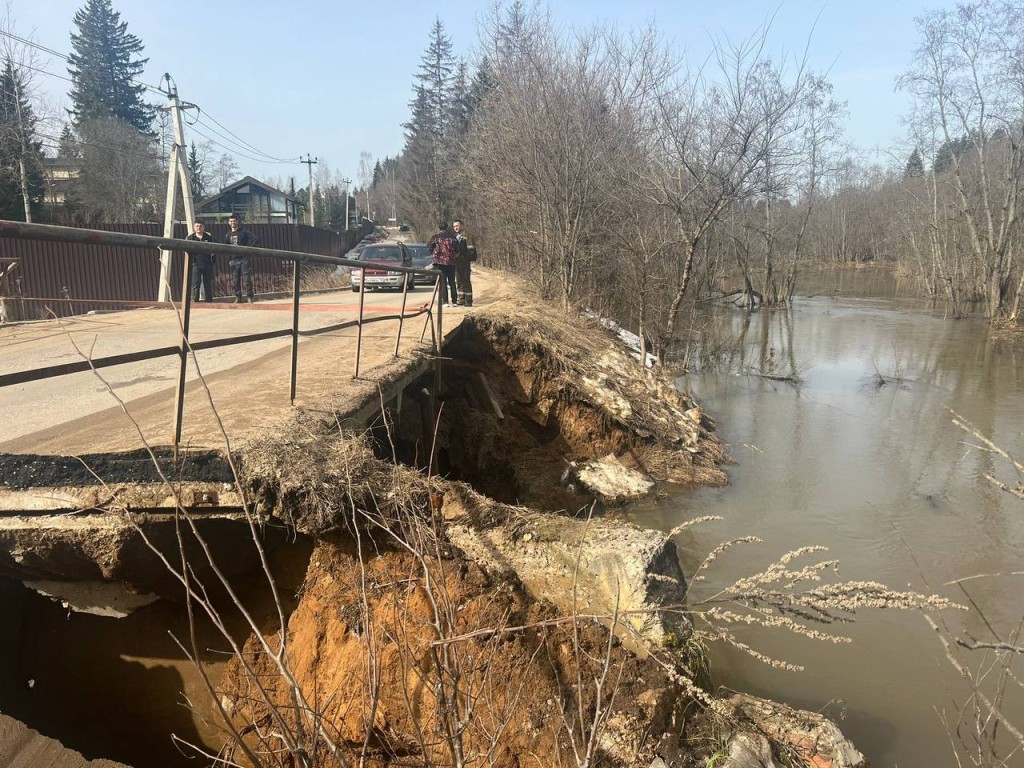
[187,123,299,166]
[1,30,305,169]
[0,30,176,100]
[197,110,299,163]
[36,130,163,161]
[191,114,299,164]
[0,29,70,61]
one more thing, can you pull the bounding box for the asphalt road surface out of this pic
[0,282,458,453]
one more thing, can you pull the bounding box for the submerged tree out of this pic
[898,1,1024,319]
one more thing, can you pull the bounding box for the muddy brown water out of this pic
[630,268,1024,767]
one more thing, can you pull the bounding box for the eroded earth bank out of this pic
[0,287,868,768]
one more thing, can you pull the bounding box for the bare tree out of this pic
[76,116,160,223]
[899,1,1024,319]
[212,152,239,191]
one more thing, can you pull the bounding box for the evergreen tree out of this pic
[401,19,457,224]
[67,0,153,133]
[58,123,81,158]
[452,59,471,135]
[0,59,46,221]
[418,18,456,141]
[187,141,207,202]
[372,159,384,187]
[933,133,974,174]
[904,147,924,178]
[466,56,494,124]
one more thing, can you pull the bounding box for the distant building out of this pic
[42,157,80,206]
[196,176,304,224]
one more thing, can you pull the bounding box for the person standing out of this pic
[452,219,476,307]
[185,221,216,302]
[224,214,259,303]
[427,221,458,307]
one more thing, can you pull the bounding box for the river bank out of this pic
[647,271,1024,768]
[0,275,926,767]
[201,280,890,768]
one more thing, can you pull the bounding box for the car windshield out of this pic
[360,245,404,263]
[407,245,430,263]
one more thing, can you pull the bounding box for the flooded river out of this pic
[639,268,1024,767]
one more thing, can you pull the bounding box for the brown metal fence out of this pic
[0,222,371,321]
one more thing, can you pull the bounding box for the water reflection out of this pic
[636,274,1024,768]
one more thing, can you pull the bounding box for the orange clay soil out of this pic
[219,537,706,768]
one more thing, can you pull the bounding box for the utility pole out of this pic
[157,74,197,302]
[301,154,318,227]
[341,177,351,231]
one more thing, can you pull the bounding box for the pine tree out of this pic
[401,19,458,224]
[187,141,206,202]
[372,159,384,187]
[467,56,494,118]
[418,18,456,142]
[904,148,924,178]
[0,59,46,221]
[67,0,153,133]
[58,123,80,158]
[452,59,471,135]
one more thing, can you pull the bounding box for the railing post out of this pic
[172,251,193,456]
[394,272,411,357]
[433,280,443,405]
[289,257,301,404]
[421,277,440,342]
[354,270,367,378]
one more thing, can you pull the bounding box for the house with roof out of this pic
[196,176,304,224]
[42,156,80,206]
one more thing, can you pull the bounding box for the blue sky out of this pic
[11,0,954,186]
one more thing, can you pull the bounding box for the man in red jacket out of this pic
[427,221,458,307]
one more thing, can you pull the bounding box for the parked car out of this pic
[405,243,436,286]
[351,243,414,292]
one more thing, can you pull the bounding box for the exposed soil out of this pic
[1,280,738,767]
[211,294,736,767]
[220,538,709,768]
[385,307,727,513]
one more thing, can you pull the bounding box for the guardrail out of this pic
[0,220,445,453]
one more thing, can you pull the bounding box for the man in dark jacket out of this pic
[452,219,476,307]
[224,214,259,303]
[185,221,216,302]
[427,221,458,307]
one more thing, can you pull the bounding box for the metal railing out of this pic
[0,220,445,453]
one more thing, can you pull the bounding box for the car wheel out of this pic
[351,286,359,292]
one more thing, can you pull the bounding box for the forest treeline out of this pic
[3,0,1024,350]
[364,1,1024,357]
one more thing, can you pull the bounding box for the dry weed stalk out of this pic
[913,412,1024,767]
[679,523,959,672]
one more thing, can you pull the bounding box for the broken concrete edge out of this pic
[0,713,131,767]
[723,693,868,768]
[440,482,692,653]
[0,483,243,514]
[571,453,657,504]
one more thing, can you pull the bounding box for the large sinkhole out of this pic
[0,521,313,768]
[367,319,652,514]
